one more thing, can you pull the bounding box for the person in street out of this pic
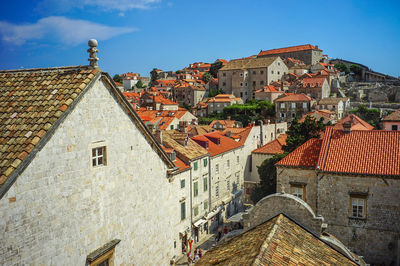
[194,250,199,263]
[198,248,203,258]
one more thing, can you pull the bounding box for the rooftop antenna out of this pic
[87,39,99,68]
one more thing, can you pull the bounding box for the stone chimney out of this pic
[87,39,99,68]
[154,128,162,144]
[343,121,351,133]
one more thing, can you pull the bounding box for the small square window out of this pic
[260,70,264,74]
[252,71,256,75]
[290,184,305,200]
[392,125,398,131]
[92,146,106,167]
[223,73,226,77]
[280,103,285,108]
[291,103,296,108]
[240,83,243,86]
[271,70,274,74]
[350,196,366,219]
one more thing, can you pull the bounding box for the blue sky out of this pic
[0,0,399,77]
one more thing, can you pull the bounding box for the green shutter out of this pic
[194,161,198,170]
[203,158,208,167]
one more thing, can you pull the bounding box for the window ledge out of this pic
[348,216,367,221]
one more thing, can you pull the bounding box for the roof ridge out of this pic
[316,126,333,171]
[252,214,284,265]
[0,65,92,73]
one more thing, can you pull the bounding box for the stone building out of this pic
[218,57,288,101]
[0,65,185,264]
[276,126,400,264]
[275,93,313,123]
[334,114,374,131]
[206,94,243,114]
[254,85,285,102]
[382,108,400,131]
[173,82,206,107]
[295,77,330,100]
[257,44,323,65]
[316,97,350,119]
[192,132,244,233]
[161,129,211,244]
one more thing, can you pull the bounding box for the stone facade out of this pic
[218,57,288,102]
[277,167,400,264]
[0,78,181,265]
[258,45,323,65]
[275,97,313,124]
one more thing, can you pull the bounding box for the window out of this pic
[194,206,199,216]
[392,125,398,131]
[217,104,220,108]
[181,202,186,220]
[223,82,226,86]
[180,179,185,188]
[271,70,274,74]
[278,71,280,75]
[291,103,296,108]
[215,164,219,174]
[240,73,243,76]
[170,125,174,130]
[292,113,296,118]
[260,70,264,74]
[203,158,208,167]
[278,62,280,66]
[235,171,240,185]
[245,82,248,86]
[194,181,199,197]
[240,83,243,86]
[236,156,239,163]
[203,176,208,191]
[194,161,198,171]
[260,81,264,85]
[303,102,307,109]
[87,242,118,266]
[350,196,366,218]
[252,71,256,75]
[92,146,106,167]
[226,160,230,168]
[240,92,243,97]
[280,103,285,108]
[280,113,286,118]
[290,184,306,200]
[204,201,208,210]
[227,180,230,191]
[216,185,219,197]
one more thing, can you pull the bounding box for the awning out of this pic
[227,212,246,223]
[206,206,222,220]
[193,219,207,227]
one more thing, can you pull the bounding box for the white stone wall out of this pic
[250,153,273,183]
[210,147,244,209]
[191,157,210,223]
[0,78,180,265]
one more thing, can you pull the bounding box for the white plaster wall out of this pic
[250,153,273,183]
[191,157,210,222]
[0,78,179,265]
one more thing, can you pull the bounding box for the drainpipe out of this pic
[190,163,193,239]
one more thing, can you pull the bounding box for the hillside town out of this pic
[1,40,400,266]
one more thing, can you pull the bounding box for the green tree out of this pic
[209,61,223,78]
[181,103,192,112]
[202,72,213,83]
[334,63,350,74]
[208,88,223,97]
[283,116,326,153]
[350,105,381,129]
[113,74,122,83]
[250,153,287,204]
[135,80,146,89]
[350,64,362,76]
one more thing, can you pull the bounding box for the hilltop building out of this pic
[257,44,323,65]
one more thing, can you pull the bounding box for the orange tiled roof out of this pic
[252,134,287,154]
[276,138,323,168]
[302,77,327,87]
[258,44,321,56]
[192,131,243,157]
[209,119,237,128]
[0,66,99,188]
[299,110,335,124]
[334,114,374,131]
[316,127,400,176]
[275,93,312,102]
[383,108,400,121]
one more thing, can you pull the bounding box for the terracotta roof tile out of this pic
[275,93,312,102]
[0,66,99,187]
[334,114,374,131]
[192,131,243,157]
[258,44,321,56]
[383,108,400,121]
[276,138,322,168]
[252,134,287,154]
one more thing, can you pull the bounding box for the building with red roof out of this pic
[275,93,314,124]
[254,85,285,102]
[334,114,374,131]
[382,108,400,131]
[257,44,323,65]
[276,126,400,264]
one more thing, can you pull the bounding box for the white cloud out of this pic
[0,16,136,46]
[36,0,161,13]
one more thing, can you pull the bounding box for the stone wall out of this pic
[318,174,400,264]
[0,78,180,265]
